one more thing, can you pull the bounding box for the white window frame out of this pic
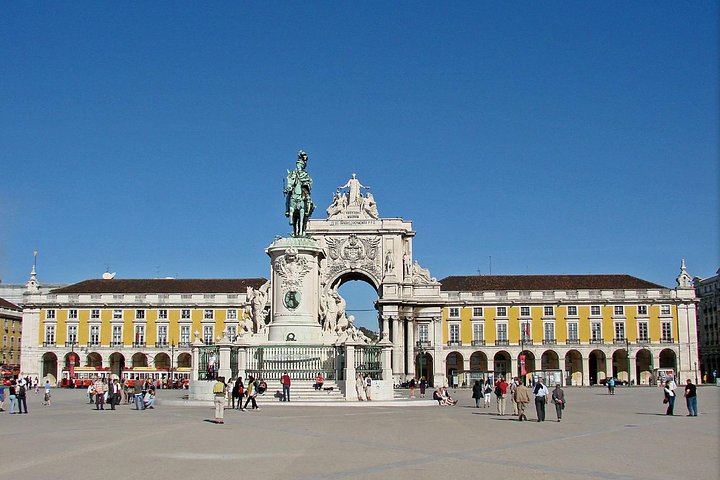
[520,319,532,342]
[590,305,601,317]
[226,325,237,340]
[203,325,214,344]
[67,325,78,344]
[496,306,507,317]
[90,309,100,320]
[472,307,483,318]
[567,322,579,341]
[472,322,484,342]
[637,305,648,316]
[591,322,602,341]
[135,309,146,321]
[112,325,123,345]
[89,325,100,345]
[181,309,191,320]
[567,305,578,317]
[613,305,624,316]
[543,321,555,341]
[418,324,429,343]
[227,309,237,320]
[180,325,191,344]
[204,309,214,320]
[614,321,625,341]
[113,309,123,320]
[46,309,56,320]
[520,306,531,317]
[448,307,460,318]
[157,325,168,345]
[134,325,145,344]
[68,309,78,320]
[496,322,508,341]
[660,304,671,316]
[637,322,649,342]
[158,309,168,320]
[661,321,672,341]
[448,323,460,343]
[543,306,554,317]
[45,325,55,344]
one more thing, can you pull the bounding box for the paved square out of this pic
[2,385,717,480]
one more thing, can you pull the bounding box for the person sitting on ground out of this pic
[314,373,325,391]
[144,385,156,409]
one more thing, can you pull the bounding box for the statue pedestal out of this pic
[266,237,325,344]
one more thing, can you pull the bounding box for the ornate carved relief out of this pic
[272,247,311,293]
[324,234,381,278]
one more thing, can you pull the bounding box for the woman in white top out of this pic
[663,381,676,415]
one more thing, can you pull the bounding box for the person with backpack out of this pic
[212,376,227,424]
[472,380,483,408]
[243,376,260,411]
[495,377,509,416]
[16,380,28,414]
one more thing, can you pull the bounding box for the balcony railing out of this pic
[110,341,124,347]
[636,338,649,345]
[660,337,674,344]
[543,339,557,345]
[87,342,101,348]
[566,339,580,345]
[416,341,432,348]
[155,341,169,348]
[447,341,462,347]
[132,342,146,348]
[520,339,533,346]
[613,338,627,345]
[495,340,509,346]
[471,340,486,346]
[42,341,56,347]
[589,339,604,344]
[178,341,191,348]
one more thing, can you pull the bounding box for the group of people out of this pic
[406,377,428,398]
[662,377,698,416]
[469,377,566,422]
[85,377,156,411]
[355,373,375,401]
[212,375,269,423]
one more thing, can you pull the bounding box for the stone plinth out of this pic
[266,237,325,344]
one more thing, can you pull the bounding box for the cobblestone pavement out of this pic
[2,385,717,480]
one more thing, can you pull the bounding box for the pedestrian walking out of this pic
[533,378,549,422]
[212,376,226,424]
[0,383,5,412]
[419,376,427,398]
[43,380,52,406]
[472,380,483,408]
[509,377,518,415]
[551,384,565,422]
[495,377,509,416]
[231,377,244,409]
[409,378,417,398]
[364,374,373,401]
[684,379,697,416]
[663,380,675,415]
[107,378,121,410]
[514,381,530,421]
[243,376,260,411]
[281,371,291,402]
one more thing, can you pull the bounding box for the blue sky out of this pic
[1,3,718,329]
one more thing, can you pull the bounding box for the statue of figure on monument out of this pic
[337,173,369,207]
[385,250,394,274]
[412,260,437,284]
[402,251,412,279]
[284,150,315,236]
[361,192,379,219]
[246,281,270,333]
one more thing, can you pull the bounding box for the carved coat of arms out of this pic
[324,234,381,277]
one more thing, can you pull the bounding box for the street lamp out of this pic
[626,337,631,386]
[169,341,176,388]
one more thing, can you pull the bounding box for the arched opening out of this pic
[494,351,511,379]
[109,352,125,378]
[416,352,434,386]
[86,352,103,368]
[154,353,171,370]
[42,352,58,383]
[470,351,488,373]
[177,353,192,369]
[334,275,380,336]
[659,348,677,370]
[564,350,583,386]
[635,349,653,385]
[132,352,148,368]
[541,350,560,370]
[589,350,607,385]
[517,350,536,378]
[64,352,80,369]
[445,352,463,387]
[612,349,629,382]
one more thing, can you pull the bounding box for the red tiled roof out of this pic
[0,297,21,310]
[439,275,666,291]
[50,278,268,294]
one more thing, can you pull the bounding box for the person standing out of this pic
[93,377,106,410]
[133,378,145,410]
[16,380,28,414]
[355,373,365,401]
[472,380,483,408]
[409,378,417,399]
[8,380,17,414]
[483,380,492,408]
[107,378,120,410]
[533,378,549,422]
[212,376,226,424]
[364,375,373,401]
[231,377,242,409]
[0,383,5,412]
[419,376,427,398]
[663,380,676,415]
[281,371,291,402]
[495,377,509,416]
[551,384,565,422]
[684,379,697,416]
[514,381,530,421]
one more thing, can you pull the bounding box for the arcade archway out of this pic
[86,352,102,368]
[177,353,192,369]
[446,352,463,387]
[42,352,58,382]
[635,348,653,385]
[659,349,677,370]
[154,353,170,370]
[109,352,125,378]
[494,351,511,378]
[416,352,434,386]
[564,350,583,386]
[132,352,148,368]
[589,350,607,385]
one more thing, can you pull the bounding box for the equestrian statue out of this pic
[284,150,316,236]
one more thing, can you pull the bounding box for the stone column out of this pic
[629,354,637,386]
[191,335,203,382]
[344,343,357,401]
[582,356,590,386]
[510,356,518,380]
[406,318,415,377]
[381,316,390,340]
[392,317,403,379]
[235,336,249,381]
[217,334,232,381]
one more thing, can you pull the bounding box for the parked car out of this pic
[599,377,628,386]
